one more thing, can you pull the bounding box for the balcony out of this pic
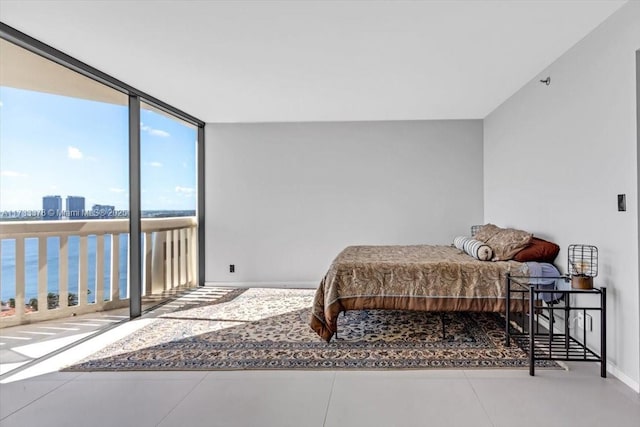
[0,217,198,327]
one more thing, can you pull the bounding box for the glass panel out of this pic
[1,240,16,311]
[47,237,59,308]
[140,101,197,306]
[0,39,129,322]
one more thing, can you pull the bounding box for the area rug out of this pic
[64,288,557,371]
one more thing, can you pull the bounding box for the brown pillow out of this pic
[513,237,560,263]
[485,227,533,261]
[474,224,502,243]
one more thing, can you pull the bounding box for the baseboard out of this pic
[205,281,318,289]
[607,363,640,393]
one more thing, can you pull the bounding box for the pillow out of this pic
[473,224,502,243]
[513,237,560,263]
[453,236,493,261]
[485,227,533,261]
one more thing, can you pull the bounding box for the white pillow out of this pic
[453,236,493,261]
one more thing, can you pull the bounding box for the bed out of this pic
[309,244,535,342]
[309,224,564,342]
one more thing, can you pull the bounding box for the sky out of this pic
[0,86,197,212]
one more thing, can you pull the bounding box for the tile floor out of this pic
[1,286,639,427]
[1,361,639,426]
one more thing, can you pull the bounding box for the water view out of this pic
[1,234,130,305]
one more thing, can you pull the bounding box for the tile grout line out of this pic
[463,370,497,427]
[154,374,209,427]
[0,289,225,382]
[0,318,131,382]
[322,372,337,427]
[0,373,81,421]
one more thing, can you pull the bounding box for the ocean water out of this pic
[1,235,130,304]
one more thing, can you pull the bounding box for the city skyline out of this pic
[1,192,195,220]
[0,86,197,212]
[42,194,117,220]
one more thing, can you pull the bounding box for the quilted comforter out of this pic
[310,245,529,341]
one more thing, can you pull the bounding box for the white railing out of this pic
[0,217,198,327]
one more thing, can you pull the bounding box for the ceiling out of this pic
[0,0,627,123]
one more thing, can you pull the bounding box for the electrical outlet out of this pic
[576,312,584,329]
[576,312,593,331]
[229,264,235,273]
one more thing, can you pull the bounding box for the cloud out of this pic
[150,161,163,168]
[67,146,83,159]
[141,122,170,138]
[0,100,3,108]
[109,187,126,193]
[150,129,170,138]
[1,170,28,177]
[175,186,195,196]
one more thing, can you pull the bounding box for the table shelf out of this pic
[505,274,606,377]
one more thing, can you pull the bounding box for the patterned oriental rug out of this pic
[64,288,557,371]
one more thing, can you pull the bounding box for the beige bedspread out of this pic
[310,245,529,342]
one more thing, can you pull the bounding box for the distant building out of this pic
[42,195,62,220]
[90,204,115,219]
[66,196,85,219]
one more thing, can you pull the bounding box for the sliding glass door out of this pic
[0,38,130,322]
[138,102,198,307]
[1,25,204,329]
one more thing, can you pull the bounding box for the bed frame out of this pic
[310,244,529,342]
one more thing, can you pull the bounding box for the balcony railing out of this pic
[0,217,198,327]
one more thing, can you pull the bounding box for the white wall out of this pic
[205,120,483,286]
[484,2,640,390]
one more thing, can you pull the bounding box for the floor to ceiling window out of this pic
[139,102,198,305]
[0,26,204,329]
[0,38,131,320]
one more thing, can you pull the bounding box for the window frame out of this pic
[0,22,206,319]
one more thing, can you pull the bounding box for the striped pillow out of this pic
[453,236,493,261]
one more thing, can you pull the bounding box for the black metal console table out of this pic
[505,274,606,377]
